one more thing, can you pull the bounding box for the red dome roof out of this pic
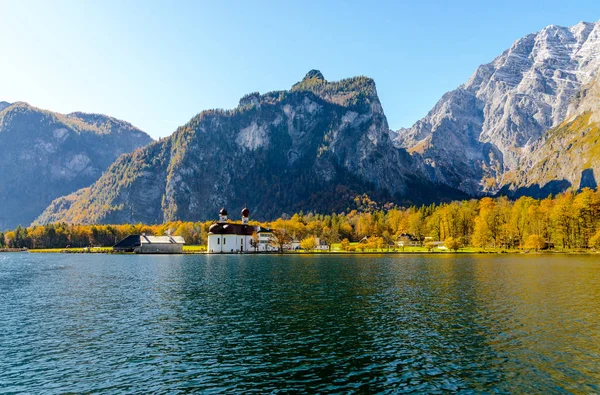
[241,207,250,217]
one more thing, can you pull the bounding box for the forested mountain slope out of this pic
[36,71,466,225]
[0,102,152,229]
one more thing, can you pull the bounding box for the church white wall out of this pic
[208,232,276,253]
[207,234,223,253]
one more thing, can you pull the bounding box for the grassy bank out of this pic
[327,243,518,253]
[29,246,208,254]
[30,247,115,253]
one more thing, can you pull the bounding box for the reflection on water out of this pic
[1,253,599,392]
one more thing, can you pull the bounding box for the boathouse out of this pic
[113,234,185,254]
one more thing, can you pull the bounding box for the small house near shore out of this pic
[314,237,329,251]
[284,240,301,251]
[397,233,422,247]
[113,234,185,254]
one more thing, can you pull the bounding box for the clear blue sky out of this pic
[1,0,599,139]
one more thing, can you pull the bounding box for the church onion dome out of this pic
[241,207,250,218]
[219,208,228,216]
[208,223,224,234]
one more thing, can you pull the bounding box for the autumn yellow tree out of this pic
[320,226,339,251]
[589,230,600,249]
[524,234,545,252]
[174,222,195,244]
[471,216,492,248]
[270,218,293,252]
[445,237,460,252]
[300,236,317,251]
[407,210,425,239]
[4,231,16,248]
[340,238,350,251]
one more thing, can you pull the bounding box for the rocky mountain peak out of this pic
[303,69,325,81]
[0,101,10,112]
[570,21,595,41]
[291,69,328,92]
[3,101,33,111]
[238,92,261,108]
[394,20,600,196]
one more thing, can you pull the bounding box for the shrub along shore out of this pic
[3,188,600,253]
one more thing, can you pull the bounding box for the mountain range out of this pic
[34,71,467,225]
[6,20,600,226]
[393,21,600,195]
[0,102,152,229]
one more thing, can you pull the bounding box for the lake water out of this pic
[1,253,599,393]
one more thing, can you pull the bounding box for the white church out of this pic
[207,208,276,253]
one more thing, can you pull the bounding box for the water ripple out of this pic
[1,253,599,393]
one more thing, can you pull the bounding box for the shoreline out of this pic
[16,248,600,255]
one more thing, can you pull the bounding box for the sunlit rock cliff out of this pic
[394,21,600,195]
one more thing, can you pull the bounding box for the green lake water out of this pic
[1,253,599,393]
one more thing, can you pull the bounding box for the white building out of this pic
[315,237,329,250]
[207,208,276,253]
[397,233,421,247]
[284,240,301,251]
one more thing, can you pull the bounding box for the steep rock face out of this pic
[0,102,152,229]
[36,71,465,225]
[567,70,600,122]
[395,21,600,194]
[503,74,600,195]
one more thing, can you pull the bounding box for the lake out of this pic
[1,253,599,393]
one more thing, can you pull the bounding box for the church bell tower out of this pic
[219,208,228,223]
[241,207,250,224]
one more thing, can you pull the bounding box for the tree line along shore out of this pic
[2,189,600,253]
